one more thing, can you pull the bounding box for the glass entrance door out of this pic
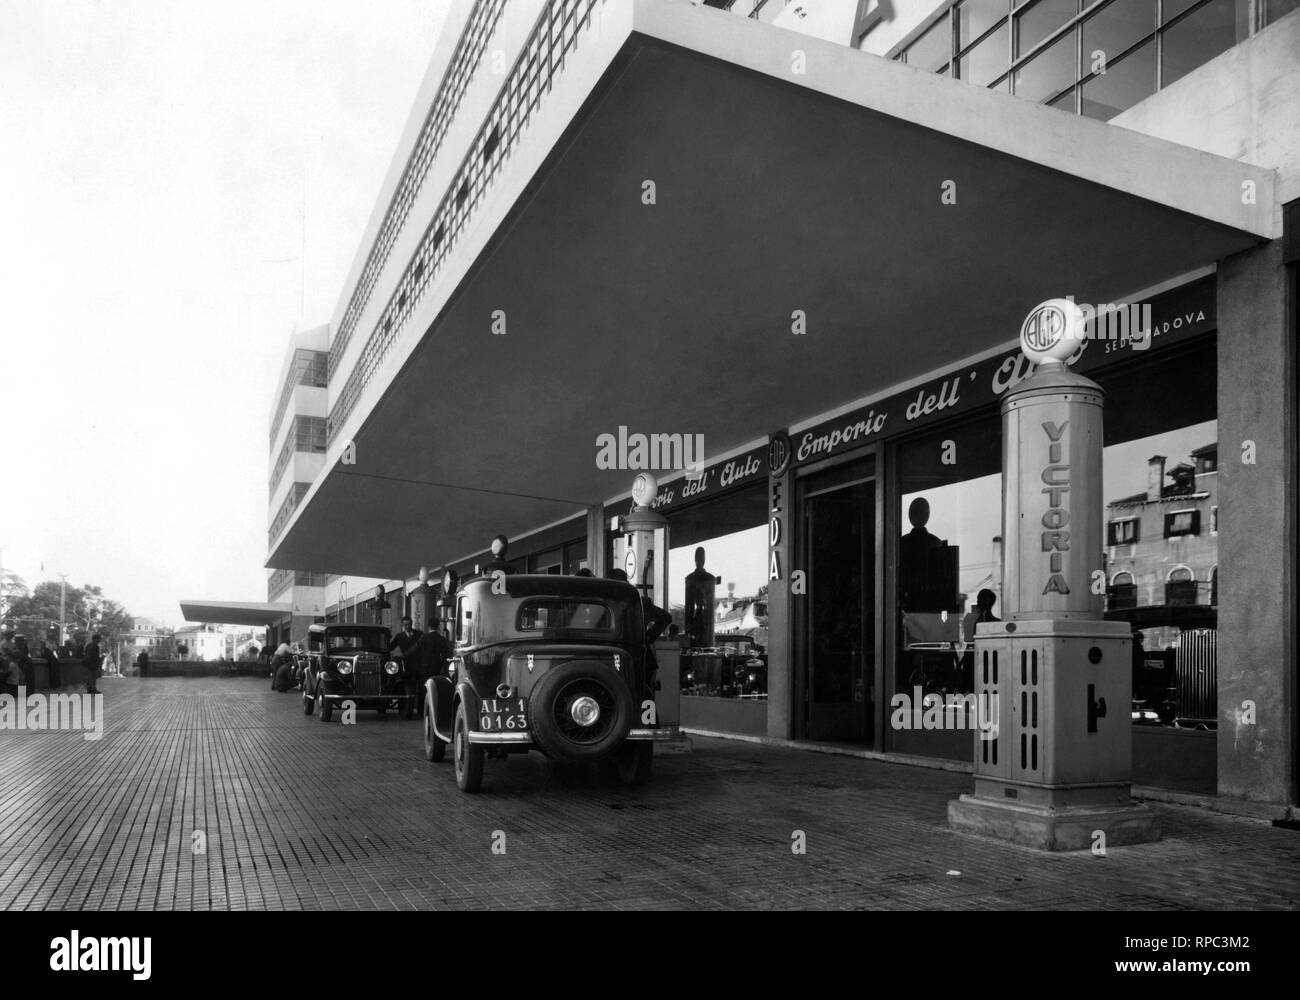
[799,460,876,743]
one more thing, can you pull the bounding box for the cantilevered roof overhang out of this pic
[268,0,1278,580]
[178,601,292,628]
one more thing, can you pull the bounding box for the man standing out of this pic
[388,616,423,718]
[40,641,61,690]
[83,633,103,695]
[409,625,452,718]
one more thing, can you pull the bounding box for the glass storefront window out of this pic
[958,21,1010,84]
[667,486,768,701]
[1161,0,1248,88]
[1013,29,1077,100]
[895,417,1002,707]
[1081,39,1155,119]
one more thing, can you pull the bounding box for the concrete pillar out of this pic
[586,504,607,578]
[1216,239,1296,806]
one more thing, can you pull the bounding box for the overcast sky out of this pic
[1,0,451,627]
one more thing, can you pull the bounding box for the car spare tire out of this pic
[527,659,634,763]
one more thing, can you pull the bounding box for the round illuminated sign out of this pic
[490,535,508,557]
[1020,298,1083,365]
[418,566,429,585]
[442,569,458,594]
[631,472,658,507]
[624,549,637,581]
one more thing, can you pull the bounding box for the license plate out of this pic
[479,697,527,732]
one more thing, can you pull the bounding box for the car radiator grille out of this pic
[353,654,382,696]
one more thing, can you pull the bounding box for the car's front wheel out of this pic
[302,689,314,715]
[453,701,483,792]
[424,698,446,762]
[318,688,333,723]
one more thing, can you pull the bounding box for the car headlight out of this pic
[336,660,354,675]
[384,660,400,675]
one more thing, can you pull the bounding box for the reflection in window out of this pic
[517,599,612,632]
[1016,0,1078,56]
[897,419,1002,701]
[669,525,768,700]
[1081,40,1156,119]
[958,0,1009,49]
[1162,0,1248,88]
[1013,31,1076,101]
[959,21,1009,85]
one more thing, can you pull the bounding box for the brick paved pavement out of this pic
[1,676,1296,910]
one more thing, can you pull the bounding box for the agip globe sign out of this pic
[1020,298,1083,365]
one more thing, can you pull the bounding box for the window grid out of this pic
[269,483,311,547]
[327,0,511,379]
[329,0,605,443]
[270,416,328,493]
[896,0,1274,118]
[269,349,327,450]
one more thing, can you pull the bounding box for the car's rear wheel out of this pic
[303,689,314,715]
[318,689,333,723]
[615,741,653,786]
[453,701,483,792]
[424,698,446,762]
[527,660,635,763]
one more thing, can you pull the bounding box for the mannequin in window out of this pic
[684,546,717,649]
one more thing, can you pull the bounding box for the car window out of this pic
[517,599,613,632]
[325,631,387,652]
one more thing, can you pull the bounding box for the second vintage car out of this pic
[423,572,681,792]
[299,622,415,721]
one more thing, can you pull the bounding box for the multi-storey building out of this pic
[265,0,1299,810]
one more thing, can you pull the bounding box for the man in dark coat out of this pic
[40,641,62,690]
[387,617,423,719]
[406,626,452,718]
[83,634,103,694]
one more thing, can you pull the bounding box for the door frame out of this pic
[792,444,884,749]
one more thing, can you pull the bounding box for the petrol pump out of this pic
[611,473,681,731]
[948,299,1160,850]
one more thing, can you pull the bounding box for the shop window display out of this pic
[670,526,768,700]
[896,417,1003,704]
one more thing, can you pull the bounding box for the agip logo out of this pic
[1020,299,1081,365]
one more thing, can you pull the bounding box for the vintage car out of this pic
[681,634,767,698]
[423,573,681,792]
[299,622,415,721]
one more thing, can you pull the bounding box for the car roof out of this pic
[462,574,639,601]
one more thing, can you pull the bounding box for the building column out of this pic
[585,504,607,578]
[1216,238,1296,806]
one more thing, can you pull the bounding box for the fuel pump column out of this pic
[948,299,1160,850]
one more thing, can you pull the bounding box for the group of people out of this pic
[387,616,453,719]
[1,631,105,696]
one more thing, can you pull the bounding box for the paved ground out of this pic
[1,676,1296,910]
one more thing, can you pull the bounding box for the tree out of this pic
[0,570,29,620]
[2,580,133,645]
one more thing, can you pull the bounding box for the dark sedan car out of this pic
[300,623,415,722]
[423,574,682,792]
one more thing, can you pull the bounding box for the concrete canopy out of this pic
[178,601,292,628]
[268,0,1277,581]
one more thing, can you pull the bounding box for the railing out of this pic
[328,0,606,443]
[327,0,512,380]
